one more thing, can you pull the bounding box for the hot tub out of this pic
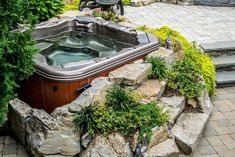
[19,16,160,113]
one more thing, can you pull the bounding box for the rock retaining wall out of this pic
[8,47,213,157]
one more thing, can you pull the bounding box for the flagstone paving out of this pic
[125,3,235,44]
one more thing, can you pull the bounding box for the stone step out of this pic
[200,41,235,57]
[213,55,235,69]
[216,71,235,86]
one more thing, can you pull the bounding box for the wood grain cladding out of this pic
[19,56,145,113]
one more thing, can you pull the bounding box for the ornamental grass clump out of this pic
[73,85,168,141]
[105,85,140,111]
[147,56,168,79]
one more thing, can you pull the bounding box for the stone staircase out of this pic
[200,41,235,87]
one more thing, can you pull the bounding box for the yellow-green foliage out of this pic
[63,0,80,11]
[138,26,216,95]
[122,0,131,5]
[138,26,191,51]
[185,48,216,95]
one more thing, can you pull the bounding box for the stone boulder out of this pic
[80,133,133,157]
[8,98,32,145]
[68,77,113,113]
[38,130,80,156]
[146,47,176,67]
[135,79,166,100]
[172,113,209,155]
[51,104,74,128]
[109,63,151,86]
[197,89,213,115]
[148,126,169,149]
[159,96,186,124]
[143,139,179,157]
[26,109,80,156]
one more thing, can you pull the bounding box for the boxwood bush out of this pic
[0,0,37,124]
[29,0,64,21]
[167,58,204,98]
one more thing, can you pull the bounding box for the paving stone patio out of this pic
[0,136,29,157]
[0,87,235,156]
[125,3,235,44]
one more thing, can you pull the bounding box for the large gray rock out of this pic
[135,79,166,100]
[8,98,32,145]
[148,126,169,149]
[51,104,74,128]
[160,96,185,109]
[68,77,113,113]
[147,47,176,67]
[143,139,179,157]
[80,133,133,157]
[38,130,80,156]
[172,113,209,155]
[160,96,186,124]
[109,63,151,86]
[197,90,213,115]
[26,109,80,156]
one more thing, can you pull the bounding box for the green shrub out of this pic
[63,0,80,11]
[105,85,140,111]
[147,56,168,79]
[138,26,216,95]
[185,48,216,95]
[90,102,168,140]
[92,11,124,23]
[137,26,192,52]
[73,86,168,141]
[29,0,64,21]
[0,0,37,124]
[167,58,204,98]
[122,0,131,5]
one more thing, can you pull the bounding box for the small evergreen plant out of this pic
[0,0,37,124]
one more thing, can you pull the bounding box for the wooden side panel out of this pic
[19,74,44,109]
[69,79,89,101]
